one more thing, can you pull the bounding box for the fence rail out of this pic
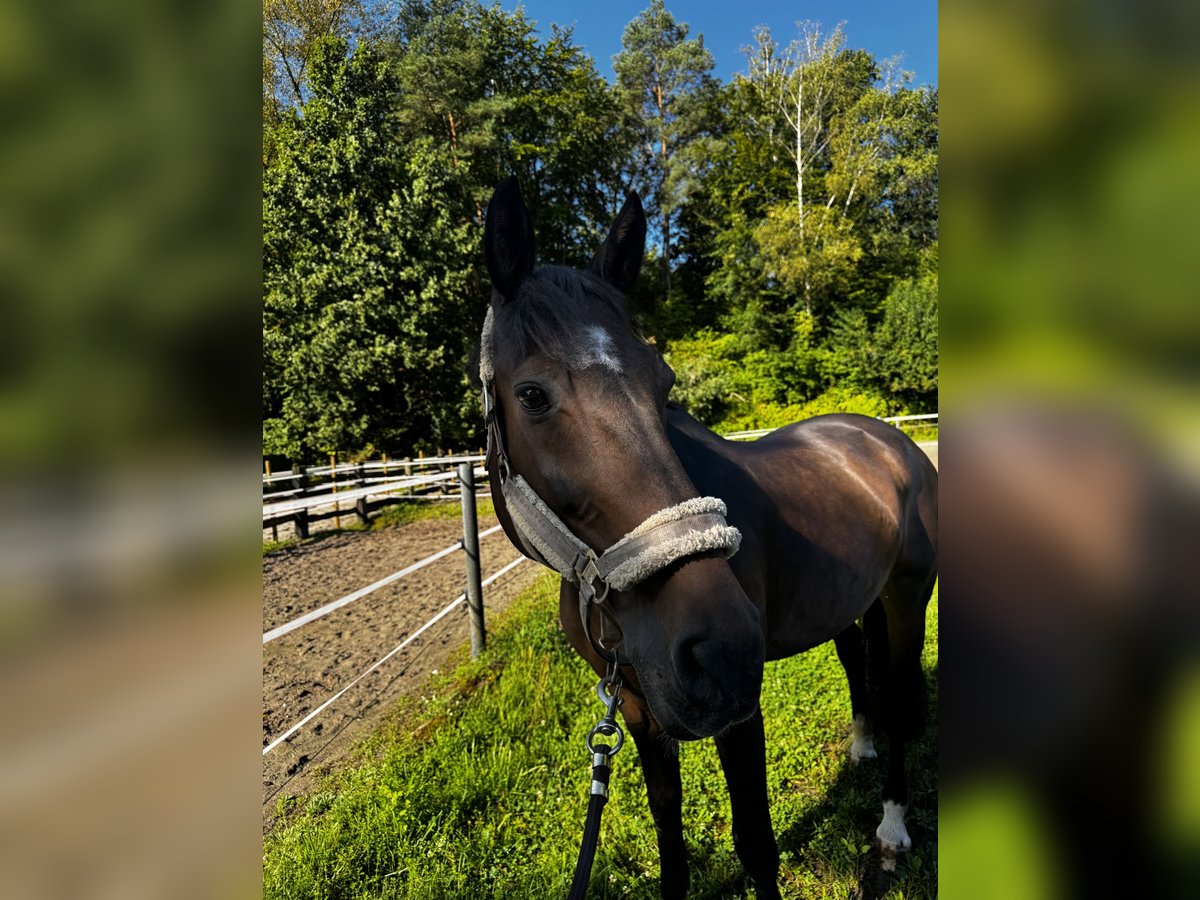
[262,456,488,537]
[262,523,504,645]
[263,466,523,757]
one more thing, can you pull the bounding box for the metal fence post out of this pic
[458,463,485,657]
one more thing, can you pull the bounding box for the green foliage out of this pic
[664,325,894,432]
[262,536,300,555]
[820,253,938,413]
[615,0,718,305]
[370,497,495,531]
[262,8,937,461]
[263,8,635,464]
[263,574,939,898]
[716,388,891,434]
[876,270,939,408]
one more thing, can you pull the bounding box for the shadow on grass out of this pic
[774,663,939,899]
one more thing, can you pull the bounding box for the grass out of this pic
[263,576,938,899]
[263,498,497,555]
[369,497,496,531]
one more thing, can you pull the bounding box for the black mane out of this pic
[493,265,634,367]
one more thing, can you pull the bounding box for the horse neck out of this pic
[664,406,749,494]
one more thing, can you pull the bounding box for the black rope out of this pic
[567,668,624,898]
[567,757,611,900]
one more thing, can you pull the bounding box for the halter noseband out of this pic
[481,362,741,664]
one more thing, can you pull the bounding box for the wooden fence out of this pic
[262,452,486,538]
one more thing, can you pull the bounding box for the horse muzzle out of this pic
[621,556,766,741]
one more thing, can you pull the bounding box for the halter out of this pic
[480,331,742,664]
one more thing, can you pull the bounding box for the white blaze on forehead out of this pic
[578,325,622,373]
[478,308,624,382]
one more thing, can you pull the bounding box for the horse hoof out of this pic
[875,800,912,862]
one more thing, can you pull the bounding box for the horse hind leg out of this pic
[870,570,935,866]
[833,621,877,762]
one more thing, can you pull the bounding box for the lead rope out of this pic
[567,665,624,900]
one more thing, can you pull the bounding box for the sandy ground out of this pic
[262,513,539,831]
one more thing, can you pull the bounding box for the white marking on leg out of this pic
[849,713,877,763]
[876,800,911,861]
[579,326,622,373]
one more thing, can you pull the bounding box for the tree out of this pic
[263,6,634,460]
[393,2,630,263]
[263,37,476,459]
[745,23,878,320]
[614,1,717,305]
[875,263,938,410]
[820,249,938,412]
[262,0,389,163]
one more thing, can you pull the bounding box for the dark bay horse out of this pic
[480,177,938,898]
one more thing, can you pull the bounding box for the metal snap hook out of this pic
[586,673,624,756]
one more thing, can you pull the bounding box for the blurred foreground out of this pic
[0,1,261,897]
[941,1,1200,897]
[0,0,1198,897]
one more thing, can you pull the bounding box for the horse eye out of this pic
[515,384,549,413]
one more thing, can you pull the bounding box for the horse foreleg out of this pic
[714,707,781,899]
[624,697,689,900]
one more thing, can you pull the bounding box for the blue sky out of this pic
[500,1,938,88]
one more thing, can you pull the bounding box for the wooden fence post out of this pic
[354,462,368,525]
[331,452,340,529]
[458,463,485,657]
[293,465,307,539]
[265,459,278,541]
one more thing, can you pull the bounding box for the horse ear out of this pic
[589,191,646,295]
[484,177,536,303]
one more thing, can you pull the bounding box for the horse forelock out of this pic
[481,266,635,382]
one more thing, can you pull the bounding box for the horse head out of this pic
[480,177,765,740]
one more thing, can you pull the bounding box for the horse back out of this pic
[757,413,938,568]
[667,409,937,653]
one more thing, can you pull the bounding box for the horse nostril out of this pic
[674,635,746,688]
[672,638,705,681]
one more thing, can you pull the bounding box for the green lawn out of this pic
[264,575,938,899]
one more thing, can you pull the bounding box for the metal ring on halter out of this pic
[586,720,624,756]
[585,669,625,756]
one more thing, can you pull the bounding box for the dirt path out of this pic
[262,513,539,831]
